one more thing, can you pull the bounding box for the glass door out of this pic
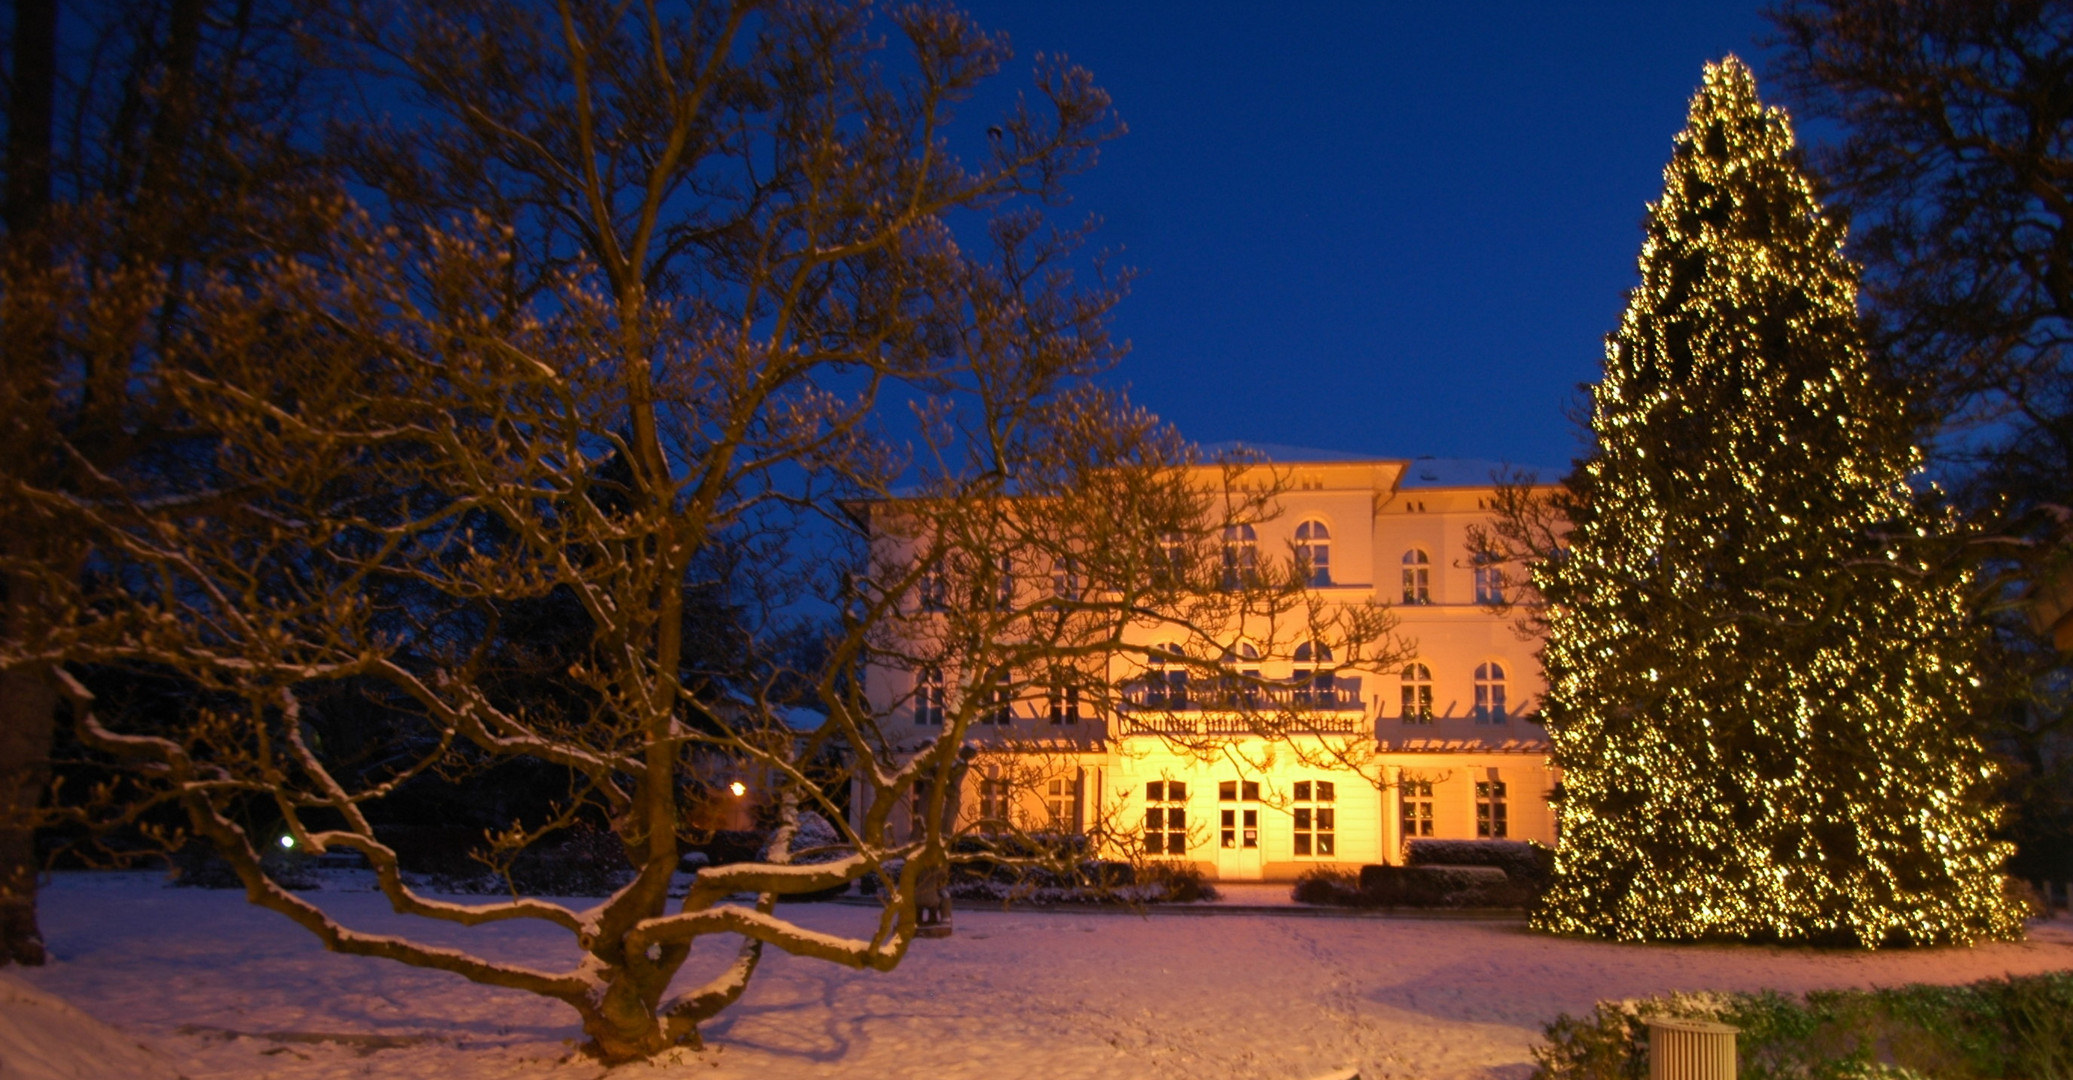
[1214,779,1262,879]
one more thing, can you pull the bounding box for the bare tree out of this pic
[0,0,1196,1061]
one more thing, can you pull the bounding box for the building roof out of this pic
[1200,443,1566,489]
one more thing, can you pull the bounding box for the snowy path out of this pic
[6,871,2072,1080]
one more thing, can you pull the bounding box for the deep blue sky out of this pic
[959,2,1783,475]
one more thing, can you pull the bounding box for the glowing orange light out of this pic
[729,781,747,798]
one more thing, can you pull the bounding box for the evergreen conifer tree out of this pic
[1531,57,2025,946]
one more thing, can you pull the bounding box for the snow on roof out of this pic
[1196,441,1376,464]
[776,705,826,732]
[1395,458,1565,489]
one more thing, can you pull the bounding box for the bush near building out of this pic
[1533,972,2073,1080]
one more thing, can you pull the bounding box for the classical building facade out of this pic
[854,449,1561,881]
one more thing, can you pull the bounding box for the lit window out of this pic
[1292,640,1335,708]
[1220,524,1259,590]
[1400,663,1433,722]
[1046,777,1077,829]
[1473,553,1504,605]
[1400,779,1434,841]
[1292,780,1336,857]
[1296,520,1332,586]
[978,777,1010,826]
[918,564,947,611]
[1218,779,1259,849]
[914,666,944,726]
[985,667,1014,725]
[1047,671,1081,724]
[1476,779,1508,838]
[1473,662,1507,723]
[1401,549,1430,604]
[1143,780,1189,855]
[1052,556,1079,601]
[1146,642,1190,710]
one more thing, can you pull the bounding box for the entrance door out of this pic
[1214,779,1263,879]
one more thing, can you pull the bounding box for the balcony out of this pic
[1114,677,1366,738]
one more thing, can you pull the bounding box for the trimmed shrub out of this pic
[1359,863,1518,907]
[1533,973,2073,1080]
[1405,838,1554,887]
[1292,866,1363,906]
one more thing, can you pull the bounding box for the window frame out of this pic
[1220,523,1259,590]
[1472,553,1504,605]
[985,666,1014,725]
[1295,519,1332,587]
[1476,778,1509,838]
[1399,778,1435,842]
[914,666,945,726]
[1142,780,1190,856]
[1401,548,1431,604]
[1473,661,1508,723]
[1399,662,1434,722]
[1291,779,1337,857]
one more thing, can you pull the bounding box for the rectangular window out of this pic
[1476,780,1508,838]
[1052,557,1079,601]
[986,668,1013,725]
[978,778,1009,825]
[1400,779,1434,842]
[1045,777,1077,829]
[1048,676,1080,724]
[918,565,946,611]
[1402,567,1429,604]
[1400,682,1433,722]
[1292,780,1336,857]
[1142,781,1188,855]
[1473,563,1503,604]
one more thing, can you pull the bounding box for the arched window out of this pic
[1220,524,1258,590]
[1222,641,1262,708]
[1293,640,1335,708]
[1296,520,1332,587]
[1401,548,1430,604]
[1400,663,1433,722]
[914,666,944,726]
[1147,642,1190,710]
[1473,661,1507,723]
[1472,552,1503,605]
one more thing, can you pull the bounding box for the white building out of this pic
[855,448,1562,881]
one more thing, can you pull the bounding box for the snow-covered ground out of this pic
[4,871,2071,1080]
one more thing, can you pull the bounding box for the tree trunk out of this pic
[0,667,54,965]
[0,0,60,969]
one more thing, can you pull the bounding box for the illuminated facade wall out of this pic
[856,453,1562,880]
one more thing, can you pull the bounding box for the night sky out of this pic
[959,2,1782,476]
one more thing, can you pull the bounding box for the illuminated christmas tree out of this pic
[1531,57,2024,947]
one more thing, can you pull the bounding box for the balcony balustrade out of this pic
[1113,677,1366,737]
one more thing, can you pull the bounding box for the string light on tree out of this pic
[1530,56,2024,947]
